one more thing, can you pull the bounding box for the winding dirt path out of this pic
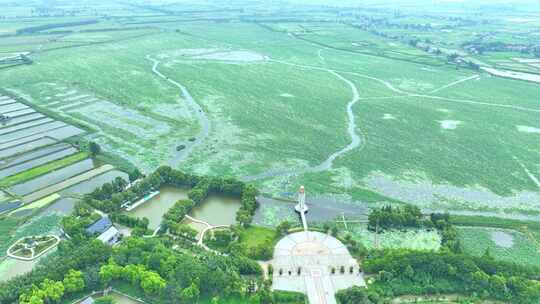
[513,156,540,188]
[146,55,211,166]
[244,60,364,181]
[429,74,480,93]
[184,215,228,247]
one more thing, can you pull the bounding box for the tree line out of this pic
[78,166,258,234]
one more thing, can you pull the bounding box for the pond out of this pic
[126,186,189,229]
[189,194,241,227]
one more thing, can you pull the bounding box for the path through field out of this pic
[244,60,364,181]
[514,156,540,188]
[146,55,211,166]
[429,74,480,93]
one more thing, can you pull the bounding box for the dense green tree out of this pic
[99,262,123,285]
[95,296,116,304]
[88,141,101,156]
[179,280,200,303]
[140,270,166,294]
[276,220,291,236]
[63,269,85,293]
[336,286,373,304]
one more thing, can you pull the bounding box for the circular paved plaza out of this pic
[271,231,366,304]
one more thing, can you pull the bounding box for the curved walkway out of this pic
[184,215,229,247]
[146,55,211,166]
[7,235,60,261]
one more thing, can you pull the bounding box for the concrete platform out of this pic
[271,231,366,304]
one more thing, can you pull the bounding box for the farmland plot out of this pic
[65,101,182,171]
[0,117,54,136]
[0,19,538,221]
[2,108,35,118]
[0,137,58,159]
[0,102,28,114]
[46,125,85,140]
[59,170,128,196]
[0,98,16,105]
[10,159,95,196]
[0,142,71,169]
[21,164,112,203]
[0,113,45,129]
[0,147,76,179]
[0,121,66,144]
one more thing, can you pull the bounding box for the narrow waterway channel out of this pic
[146,55,211,167]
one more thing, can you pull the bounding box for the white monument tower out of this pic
[295,186,308,212]
[295,186,309,231]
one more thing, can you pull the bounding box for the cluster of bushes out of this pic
[89,176,128,202]
[204,228,235,251]
[363,249,540,303]
[368,205,423,231]
[237,185,259,227]
[19,269,85,304]
[61,209,102,238]
[110,213,149,236]
[99,261,166,295]
[0,240,112,304]
[162,199,195,227]
[272,290,307,303]
[429,213,462,253]
[336,286,379,304]
[79,166,258,235]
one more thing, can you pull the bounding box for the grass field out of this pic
[458,227,540,267]
[451,215,540,245]
[346,224,441,251]
[0,1,538,222]
[0,213,62,258]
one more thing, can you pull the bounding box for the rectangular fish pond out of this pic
[125,187,242,232]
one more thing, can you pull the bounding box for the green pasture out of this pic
[346,224,441,251]
[0,213,62,258]
[0,18,538,215]
[458,227,540,267]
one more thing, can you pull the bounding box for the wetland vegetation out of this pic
[0,0,539,303]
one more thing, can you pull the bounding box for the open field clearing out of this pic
[0,213,62,260]
[347,225,441,251]
[458,227,540,267]
[0,13,537,220]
